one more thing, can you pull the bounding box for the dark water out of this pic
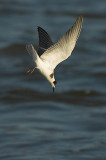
[0,0,106,159]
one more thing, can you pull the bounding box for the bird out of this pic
[26,15,83,92]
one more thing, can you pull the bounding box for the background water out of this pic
[0,0,106,160]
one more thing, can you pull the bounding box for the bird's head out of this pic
[48,73,57,93]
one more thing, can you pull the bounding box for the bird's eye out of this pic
[53,80,57,85]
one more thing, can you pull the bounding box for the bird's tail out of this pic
[26,44,39,62]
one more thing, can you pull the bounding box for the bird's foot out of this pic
[26,66,36,74]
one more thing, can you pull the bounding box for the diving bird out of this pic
[26,15,83,92]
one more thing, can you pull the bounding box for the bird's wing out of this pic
[37,27,53,56]
[40,15,83,70]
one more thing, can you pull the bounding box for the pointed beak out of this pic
[53,87,55,93]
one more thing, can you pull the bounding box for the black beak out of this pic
[53,87,55,93]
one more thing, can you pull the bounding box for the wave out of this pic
[1,88,106,107]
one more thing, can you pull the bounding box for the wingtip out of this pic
[78,15,83,22]
[37,26,41,31]
[37,26,45,32]
[75,15,83,27]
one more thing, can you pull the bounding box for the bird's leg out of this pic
[26,66,36,74]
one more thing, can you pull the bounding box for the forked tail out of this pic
[26,44,39,62]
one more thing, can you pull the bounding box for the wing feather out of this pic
[40,15,83,70]
[37,27,53,56]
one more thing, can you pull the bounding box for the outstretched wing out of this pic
[37,27,53,56]
[40,15,83,70]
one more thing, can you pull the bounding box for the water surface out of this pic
[0,0,106,160]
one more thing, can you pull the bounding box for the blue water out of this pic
[0,0,106,160]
